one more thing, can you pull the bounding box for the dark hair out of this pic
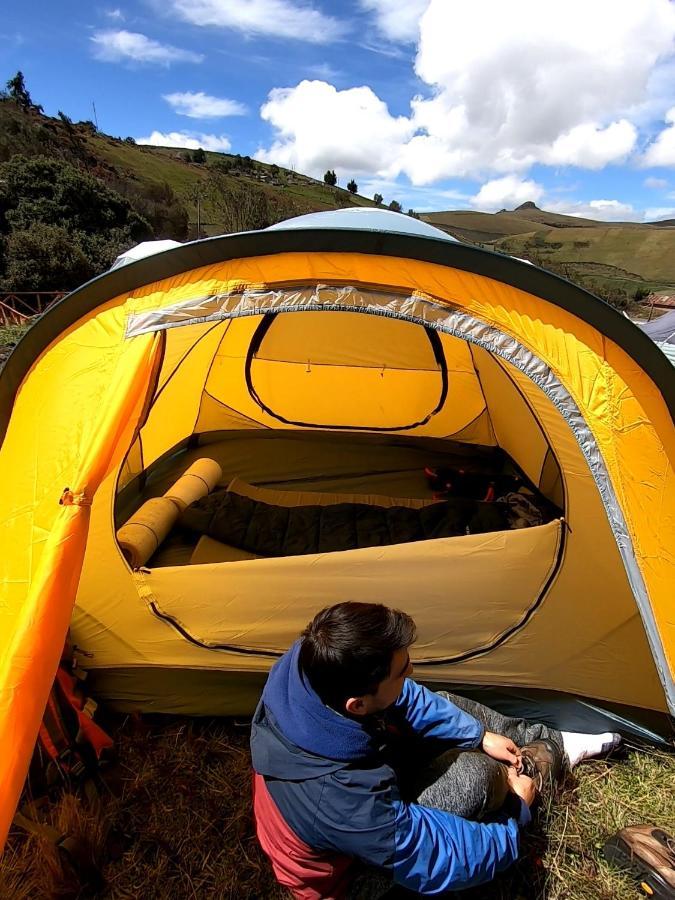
[299,602,417,709]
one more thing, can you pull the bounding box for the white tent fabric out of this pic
[266,207,459,242]
[639,310,675,365]
[111,240,183,270]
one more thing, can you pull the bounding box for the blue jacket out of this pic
[250,642,527,895]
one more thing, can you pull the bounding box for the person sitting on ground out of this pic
[250,602,621,898]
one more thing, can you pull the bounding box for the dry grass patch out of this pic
[3,721,673,900]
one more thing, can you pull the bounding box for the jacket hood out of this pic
[252,641,382,774]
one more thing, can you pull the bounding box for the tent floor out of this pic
[117,430,522,567]
[85,665,674,747]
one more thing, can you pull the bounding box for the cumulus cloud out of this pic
[644,176,668,189]
[167,0,347,43]
[644,206,675,220]
[359,0,430,43]
[256,80,414,176]
[163,91,247,118]
[642,107,675,167]
[471,176,544,211]
[257,0,675,185]
[546,199,640,221]
[542,121,637,169]
[137,130,231,151]
[91,30,203,65]
[407,0,673,181]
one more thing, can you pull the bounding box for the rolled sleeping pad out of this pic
[117,497,180,568]
[116,458,223,567]
[164,457,223,512]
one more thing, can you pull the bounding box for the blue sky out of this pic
[4,0,675,219]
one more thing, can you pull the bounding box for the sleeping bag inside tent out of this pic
[0,208,674,847]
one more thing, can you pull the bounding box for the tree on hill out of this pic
[192,147,207,164]
[373,193,383,206]
[0,155,151,290]
[347,179,358,194]
[323,169,337,186]
[2,222,93,291]
[5,71,41,113]
[388,199,402,213]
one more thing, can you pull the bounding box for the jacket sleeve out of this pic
[391,799,521,894]
[394,679,484,748]
[308,768,524,896]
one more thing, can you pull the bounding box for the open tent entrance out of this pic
[111,290,575,664]
[62,274,666,730]
[116,295,566,551]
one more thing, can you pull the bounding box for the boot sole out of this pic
[603,835,675,899]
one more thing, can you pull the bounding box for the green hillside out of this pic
[0,95,380,294]
[422,203,675,306]
[89,134,375,237]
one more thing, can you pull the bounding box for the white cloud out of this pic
[167,0,347,43]
[105,8,125,20]
[257,0,675,185]
[91,30,203,65]
[644,206,675,220]
[255,80,414,177]
[357,176,469,212]
[163,91,247,118]
[642,107,675,167]
[407,0,674,181]
[546,199,641,221]
[359,0,430,43]
[644,176,668,189]
[137,130,231,151]
[471,176,544,212]
[543,121,637,169]
[307,62,341,81]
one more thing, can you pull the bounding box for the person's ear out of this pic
[345,696,368,716]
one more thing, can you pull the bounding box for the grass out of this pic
[493,227,675,284]
[421,208,675,302]
[3,716,673,900]
[0,323,29,346]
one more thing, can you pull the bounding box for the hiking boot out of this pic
[518,738,563,792]
[603,826,675,899]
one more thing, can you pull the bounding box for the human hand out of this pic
[506,767,537,807]
[481,731,520,766]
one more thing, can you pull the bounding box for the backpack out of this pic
[13,642,114,889]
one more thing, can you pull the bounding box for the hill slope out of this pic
[422,204,675,305]
[0,99,375,241]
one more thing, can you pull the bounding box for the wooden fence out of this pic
[0,292,66,326]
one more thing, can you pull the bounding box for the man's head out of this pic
[298,602,416,716]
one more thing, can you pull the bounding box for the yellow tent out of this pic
[1,209,673,848]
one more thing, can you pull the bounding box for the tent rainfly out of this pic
[0,208,674,849]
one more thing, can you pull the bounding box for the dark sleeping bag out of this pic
[181,489,508,558]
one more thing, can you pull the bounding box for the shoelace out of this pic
[519,753,544,792]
